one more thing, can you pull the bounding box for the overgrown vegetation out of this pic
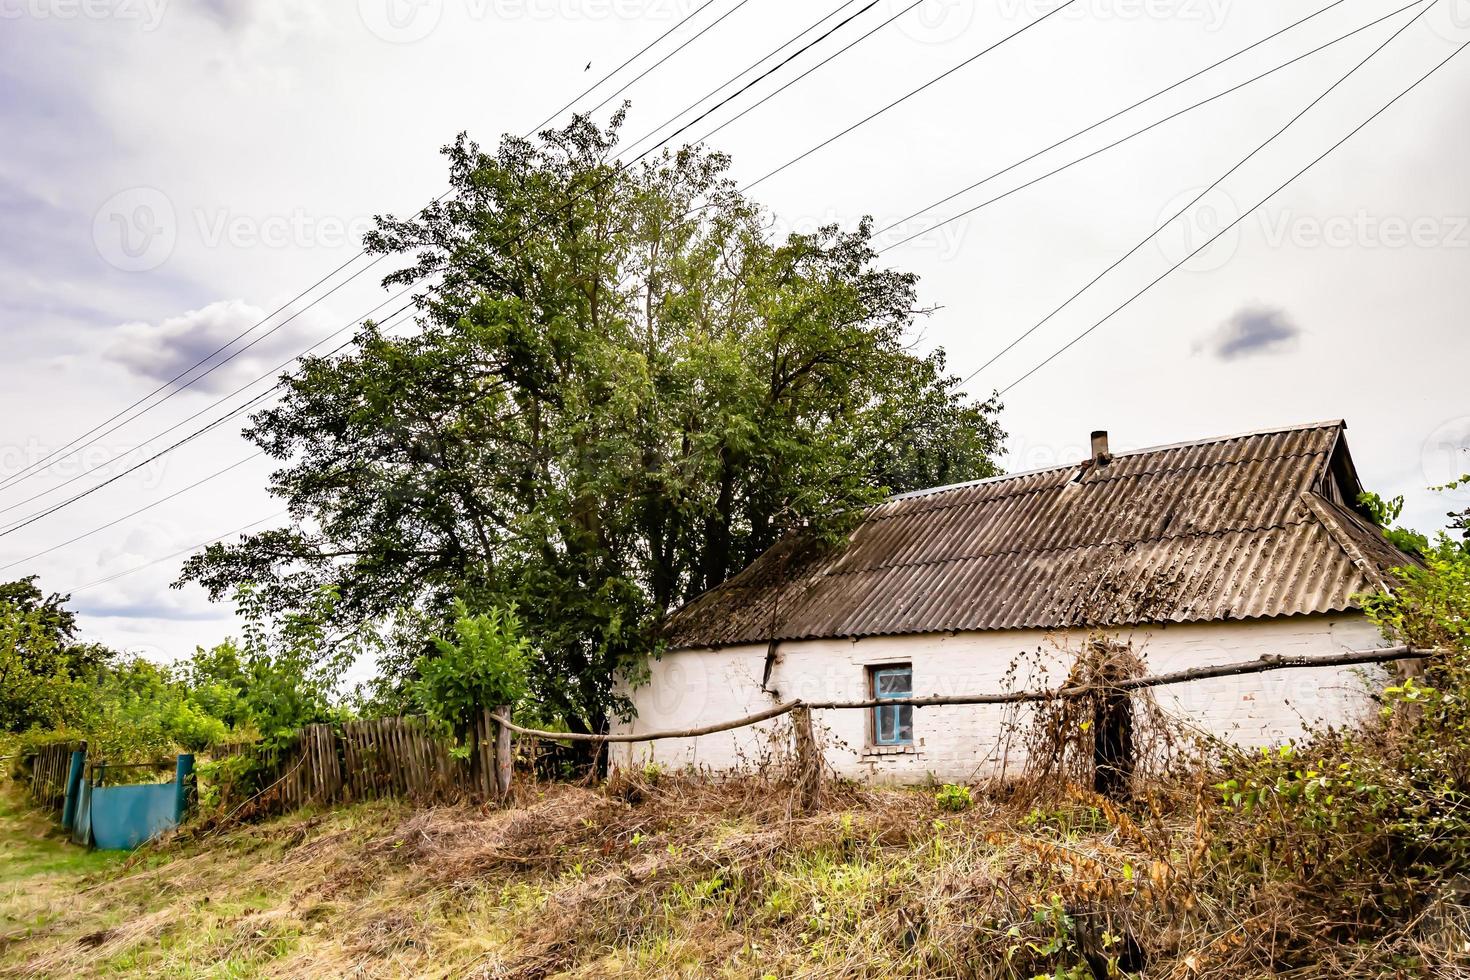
[0,579,351,771]
[8,530,1470,977]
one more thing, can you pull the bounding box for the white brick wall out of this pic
[611,615,1394,783]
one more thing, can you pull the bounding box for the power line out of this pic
[691,0,928,148]
[2,0,724,497]
[1,1,913,534]
[0,387,281,541]
[741,0,1081,192]
[0,253,378,494]
[524,0,723,135]
[0,453,265,575]
[4,0,874,508]
[871,0,1353,244]
[955,0,1435,392]
[620,0,880,160]
[72,511,289,594]
[5,0,1080,549]
[0,300,430,568]
[0,286,422,524]
[583,0,760,121]
[1000,24,1466,395]
[0,300,419,538]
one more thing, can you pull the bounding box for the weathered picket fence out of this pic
[28,741,83,811]
[221,710,511,814]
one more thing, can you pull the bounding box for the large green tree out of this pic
[181,113,1003,734]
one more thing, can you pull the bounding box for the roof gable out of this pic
[663,421,1415,649]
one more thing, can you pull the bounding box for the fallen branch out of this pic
[493,645,1425,743]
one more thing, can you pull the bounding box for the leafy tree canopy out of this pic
[0,577,117,733]
[180,112,1004,734]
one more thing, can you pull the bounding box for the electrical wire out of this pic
[871,0,1354,244]
[2,0,723,496]
[0,0,917,531]
[523,0,724,135]
[72,511,290,593]
[955,0,1437,392]
[741,0,1081,191]
[1000,27,1466,395]
[619,0,880,160]
[0,453,265,574]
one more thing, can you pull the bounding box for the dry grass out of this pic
[1,765,1465,979]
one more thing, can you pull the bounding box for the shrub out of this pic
[415,602,532,748]
[934,782,972,812]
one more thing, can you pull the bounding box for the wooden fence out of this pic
[222,709,511,814]
[28,741,82,811]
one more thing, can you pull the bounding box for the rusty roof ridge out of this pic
[881,418,1345,505]
[868,444,1334,524]
[806,512,1321,581]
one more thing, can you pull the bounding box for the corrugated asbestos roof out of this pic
[663,420,1417,649]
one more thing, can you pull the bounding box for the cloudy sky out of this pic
[1,0,1467,669]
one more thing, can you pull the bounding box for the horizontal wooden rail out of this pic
[492,645,1424,744]
[492,700,800,744]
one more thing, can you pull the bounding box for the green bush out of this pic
[934,783,972,812]
[414,602,532,748]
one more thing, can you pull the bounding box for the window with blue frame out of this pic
[870,665,913,746]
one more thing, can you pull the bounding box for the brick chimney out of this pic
[1091,430,1111,465]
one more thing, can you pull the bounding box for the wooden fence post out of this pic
[494,705,514,803]
[790,703,820,815]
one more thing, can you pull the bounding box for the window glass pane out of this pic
[876,705,895,742]
[876,668,912,697]
[896,705,913,743]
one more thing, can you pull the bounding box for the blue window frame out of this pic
[871,665,913,746]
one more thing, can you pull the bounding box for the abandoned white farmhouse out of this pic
[613,420,1417,782]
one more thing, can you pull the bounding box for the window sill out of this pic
[862,745,918,757]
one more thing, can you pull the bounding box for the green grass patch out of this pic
[0,783,125,884]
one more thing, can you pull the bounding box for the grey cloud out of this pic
[74,597,230,623]
[198,0,253,29]
[1195,307,1303,362]
[103,299,318,395]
